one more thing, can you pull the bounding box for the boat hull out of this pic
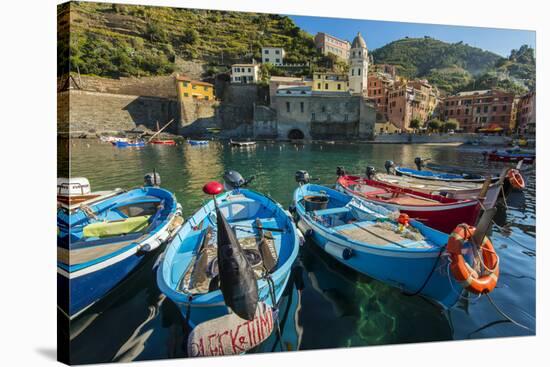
[292,185,461,308]
[57,249,146,318]
[395,166,498,183]
[375,173,500,209]
[150,140,176,145]
[157,189,300,329]
[335,177,481,233]
[488,152,535,163]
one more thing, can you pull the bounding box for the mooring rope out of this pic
[266,275,285,352]
[485,294,534,333]
[402,245,447,297]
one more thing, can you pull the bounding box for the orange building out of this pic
[384,80,438,131]
[175,75,215,101]
[441,89,516,132]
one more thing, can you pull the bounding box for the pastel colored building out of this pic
[441,89,516,132]
[348,32,369,95]
[312,72,349,93]
[386,79,439,131]
[261,47,285,66]
[367,72,394,116]
[269,76,311,107]
[175,75,215,101]
[516,91,536,135]
[314,32,351,60]
[231,63,260,84]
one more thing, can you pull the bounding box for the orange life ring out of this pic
[446,224,499,294]
[507,169,525,190]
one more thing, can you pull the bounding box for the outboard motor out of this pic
[384,160,395,174]
[414,157,424,171]
[223,170,246,190]
[366,166,376,180]
[336,166,346,177]
[295,170,310,184]
[144,172,161,187]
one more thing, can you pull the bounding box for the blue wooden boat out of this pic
[291,181,466,308]
[156,174,300,331]
[113,140,145,148]
[188,140,209,146]
[395,166,497,183]
[57,176,182,319]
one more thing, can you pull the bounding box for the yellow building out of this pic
[176,75,215,101]
[312,72,349,93]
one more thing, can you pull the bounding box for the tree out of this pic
[444,119,459,132]
[427,119,442,132]
[409,118,421,130]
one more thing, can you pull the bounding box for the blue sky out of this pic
[289,15,535,57]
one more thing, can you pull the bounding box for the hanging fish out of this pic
[215,205,259,320]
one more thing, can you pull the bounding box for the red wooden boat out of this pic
[486,150,535,164]
[336,175,481,233]
[150,139,176,145]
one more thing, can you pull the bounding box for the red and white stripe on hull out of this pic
[336,175,481,233]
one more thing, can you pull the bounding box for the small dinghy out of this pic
[485,150,535,164]
[100,136,128,143]
[113,140,145,148]
[57,173,183,319]
[156,171,300,356]
[188,140,209,146]
[291,171,501,309]
[150,139,176,145]
[230,139,256,147]
[336,167,481,233]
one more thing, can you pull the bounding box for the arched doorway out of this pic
[288,129,305,140]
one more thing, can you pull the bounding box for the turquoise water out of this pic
[63,140,536,363]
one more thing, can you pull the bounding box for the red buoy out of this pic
[398,213,410,226]
[203,181,224,196]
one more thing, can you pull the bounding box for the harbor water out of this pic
[61,140,536,363]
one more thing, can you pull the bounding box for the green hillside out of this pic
[58,1,317,78]
[371,37,535,94]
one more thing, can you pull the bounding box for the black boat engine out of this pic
[295,170,310,184]
[384,160,395,174]
[366,166,376,180]
[414,157,425,171]
[223,170,255,190]
[336,166,346,177]
[144,172,161,187]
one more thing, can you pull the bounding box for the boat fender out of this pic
[446,224,499,294]
[506,169,525,190]
[138,243,152,253]
[325,242,353,260]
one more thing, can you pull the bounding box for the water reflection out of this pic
[65,140,536,363]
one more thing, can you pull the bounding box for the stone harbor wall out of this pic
[178,98,218,136]
[60,90,179,135]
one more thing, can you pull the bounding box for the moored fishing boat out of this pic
[100,136,128,143]
[188,139,209,146]
[57,173,183,319]
[112,140,145,148]
[395,166,498,183]
[156,171,300,356]
[373,172,501,209]
[335,168,481,233]
[150,139,176,145]
[291,173,500,309]
[230,139,256,147]
[485,149,535,164]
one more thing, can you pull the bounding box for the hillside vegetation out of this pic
[58,3,535,95]
[371,37,535,94]
[58,2,317,78]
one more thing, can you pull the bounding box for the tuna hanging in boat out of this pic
[215,205,259,320]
